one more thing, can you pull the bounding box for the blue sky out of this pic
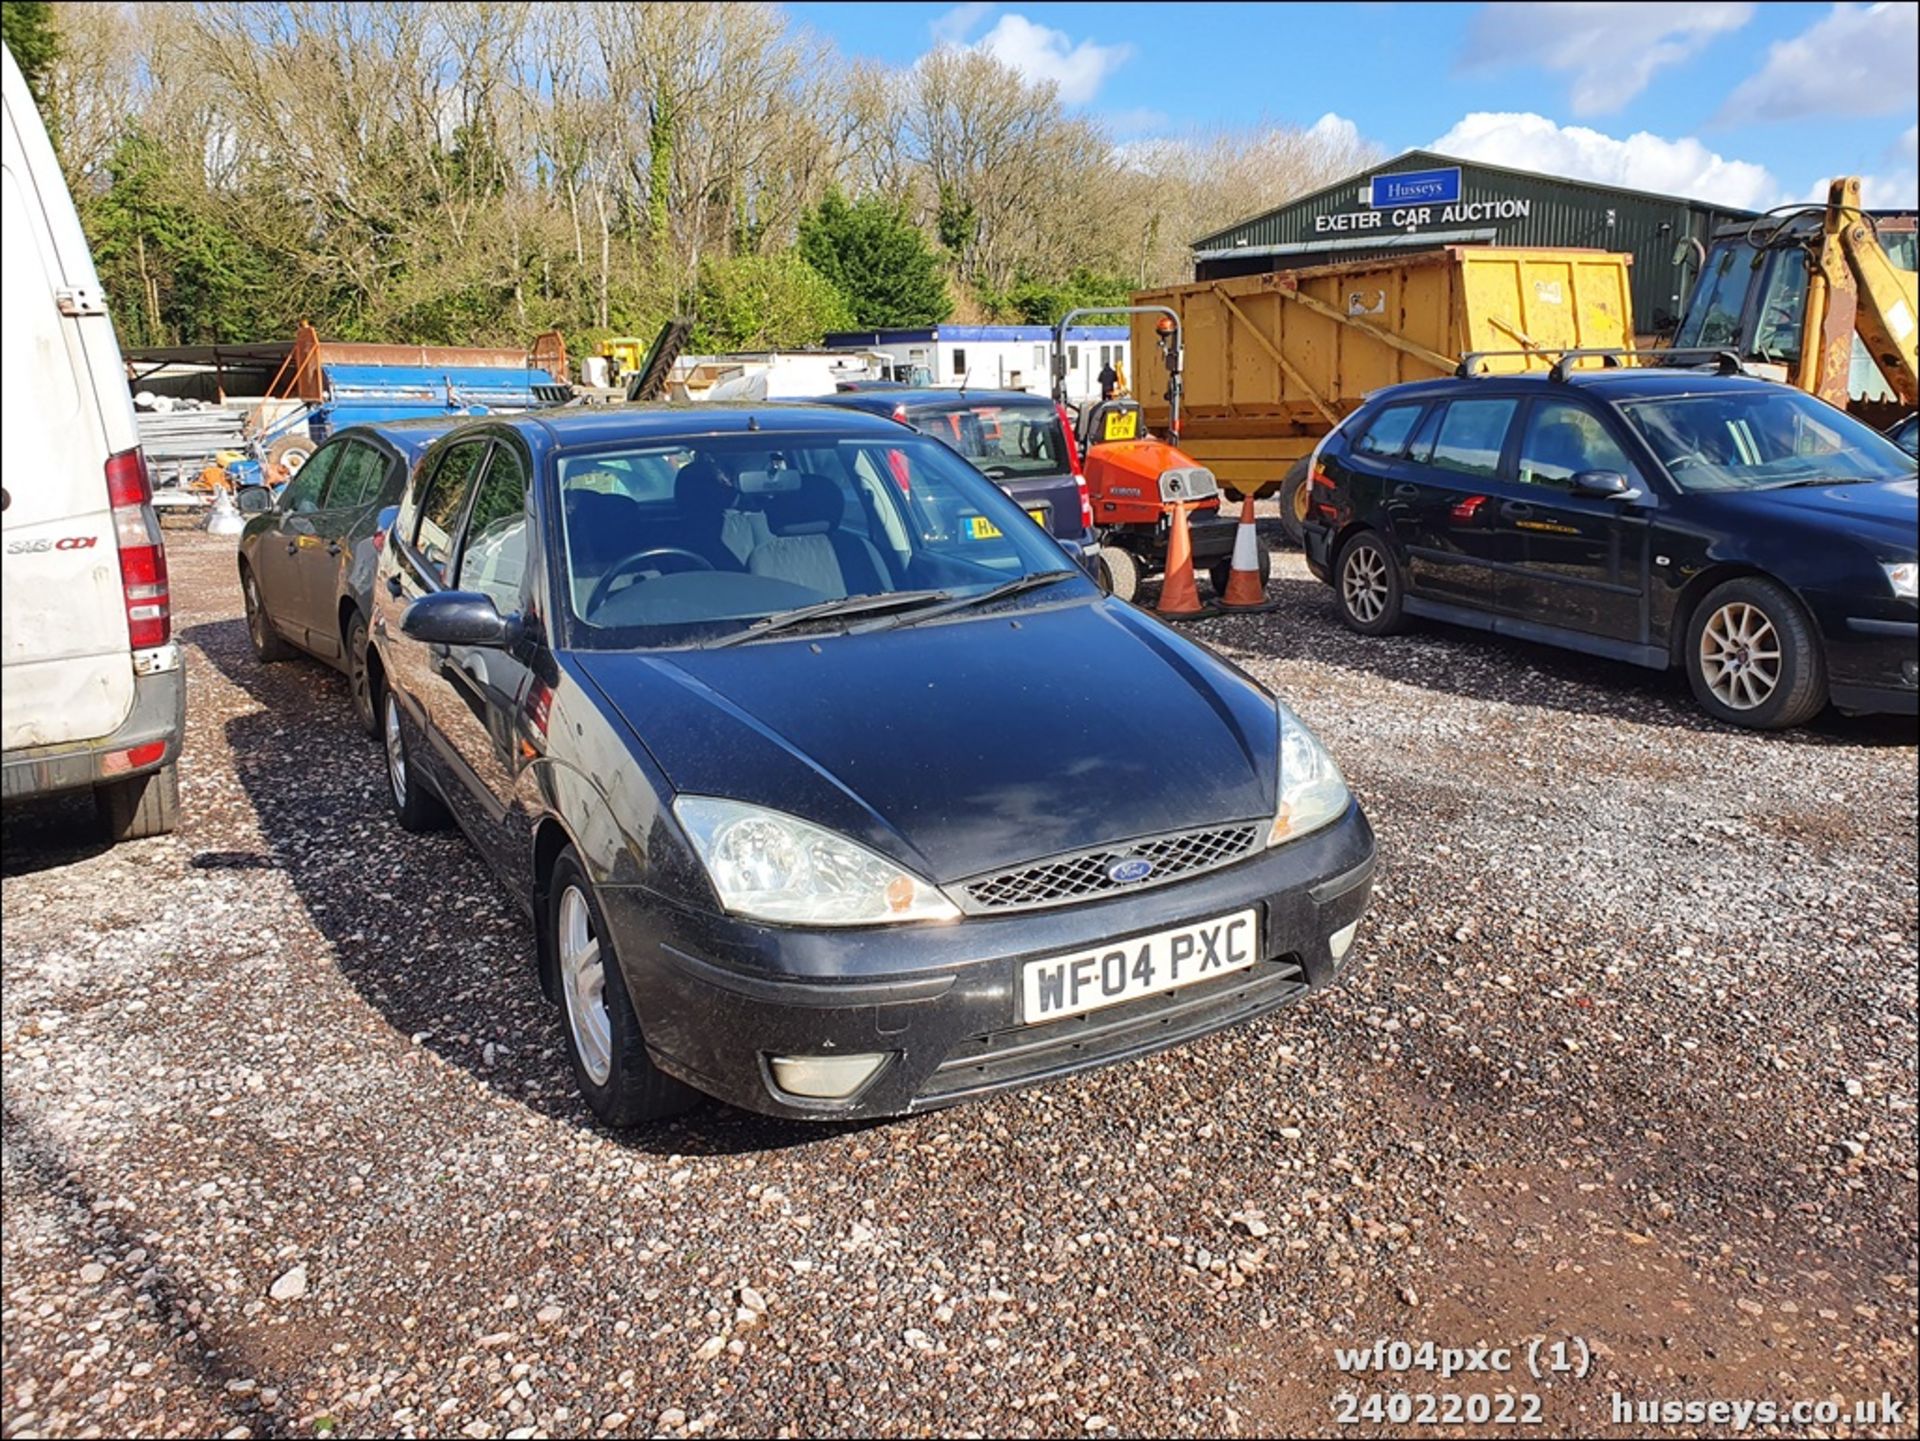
[785,1,1919,211]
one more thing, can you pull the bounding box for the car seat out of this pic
[747,474,890,600]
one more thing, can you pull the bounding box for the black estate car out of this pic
[815,387,1092,545]
[238,418,463,734]
[1302,367,1918,728]
[368,406,1373,1124]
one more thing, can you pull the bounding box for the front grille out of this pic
[956,822,1264,914]
[920,955,1307,1101]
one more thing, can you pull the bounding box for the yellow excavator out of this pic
[1672,177,1916,426]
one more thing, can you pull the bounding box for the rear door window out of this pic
[1352,403,1424,460]
[412,438,489,579]
[914,402,1067,477]
[1419,399,1518,479]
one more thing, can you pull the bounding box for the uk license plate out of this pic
[1102,410,1139,442]
[1020,908,1259,1023]
[968,509,1047,539]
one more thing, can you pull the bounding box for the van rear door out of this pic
[1,46,139,749]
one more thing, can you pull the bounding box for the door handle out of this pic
[1392,483,1419,499]
[1501,500,1535,520]
[386,575,403,598]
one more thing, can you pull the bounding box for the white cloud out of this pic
[1431,112,1783,210]
[1460,2,1753,116]
[970,13,1132,105]
[1844,124,1919,209]
[1306,112,1364,150]
[930,2,993,46]
[1719,3,1920,124]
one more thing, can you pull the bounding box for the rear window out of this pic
[1353,403,1424,459]
[1417,399,1517,479]
[913,402,1067,480]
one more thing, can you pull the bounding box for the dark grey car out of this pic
[237,419,462,733]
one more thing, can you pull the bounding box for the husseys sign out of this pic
[1313,166,1534,235]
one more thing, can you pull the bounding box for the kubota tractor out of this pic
[1051,308,1264,603]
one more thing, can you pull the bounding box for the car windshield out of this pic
[554,429,1081,648]
[1619,389,1918,493]
[909,401,1068,480]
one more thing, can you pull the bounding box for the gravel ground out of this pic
[4,525,1915,1440]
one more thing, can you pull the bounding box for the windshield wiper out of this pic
[704,589,952,648]
[1763,476,1873,489]
[862,569,1079,632]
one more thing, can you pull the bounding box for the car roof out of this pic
[440,400,918,451]
[1363,367,1791,408]
[816,387,1055,415]
[332,416,472,458]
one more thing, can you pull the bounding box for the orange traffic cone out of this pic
[1155,500,1216,623]
[1218,492,1280,613]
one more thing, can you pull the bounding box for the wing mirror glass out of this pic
[1571,469,1634,498]
[401,590,519,648]
[235,485,275,515]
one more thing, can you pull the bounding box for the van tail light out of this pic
[106,448,170,649]
[890,404,911,426]
[1055,403,1093,531]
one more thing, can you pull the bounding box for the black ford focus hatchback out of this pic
[369,405,1373,1124]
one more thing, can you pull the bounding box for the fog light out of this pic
[1328,919,1360,962]
[768,1052,889,1100]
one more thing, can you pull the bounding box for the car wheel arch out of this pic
[530,814,580,1003]
[1666,563,1786,667]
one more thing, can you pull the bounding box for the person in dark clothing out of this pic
[1097,360,1119,401]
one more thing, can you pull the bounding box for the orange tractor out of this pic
[1051,308,1263,602]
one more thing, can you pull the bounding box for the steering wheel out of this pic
[1665,452,1711,472]
[584,546,714,616]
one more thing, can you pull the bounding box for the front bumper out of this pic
[601,802,1375,1119]
[1,654,185,802]
[1807,590,1919,715]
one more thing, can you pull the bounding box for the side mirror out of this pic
[1571,469,1633,498]
[401,590,519,648]
[1057,536,1097,577]
[235,485,275,515]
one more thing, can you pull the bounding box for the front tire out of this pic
[1685,577,1827,729]
[242,564,294,662]
[98,762,179,842]
[1333,530,1406,635]
[382,690,449,831]
[549,848,700,1127]
[1095,545,1141,603]
[346,611,380,738]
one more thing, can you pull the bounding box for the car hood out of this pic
[1707,475,1918,546]
[573,599,1279,883]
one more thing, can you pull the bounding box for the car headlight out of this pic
[673,797,959,926]
[1268,702,1351,846]
[1883,561,1917,599]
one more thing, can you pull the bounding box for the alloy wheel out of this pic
[383,695,408,802]
[350,624,373,724]
[1699,601,1782,711]
[1343,544,1389,624]
[558,885,613,1086]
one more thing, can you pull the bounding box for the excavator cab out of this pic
[1673,182,1916,427]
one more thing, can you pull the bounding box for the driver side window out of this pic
[1516,401,1639,489]
[455,444,530,615]
[279,442,339,514]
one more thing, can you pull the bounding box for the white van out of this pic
[2,44,183,839]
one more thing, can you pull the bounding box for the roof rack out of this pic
[1455,347,1746,381]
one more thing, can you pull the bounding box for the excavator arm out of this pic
[1796,178,1918,409]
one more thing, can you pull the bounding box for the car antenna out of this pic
[748,413,760,431]
[959,367,970,398]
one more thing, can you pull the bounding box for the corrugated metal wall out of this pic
[1193,152,1754,334]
